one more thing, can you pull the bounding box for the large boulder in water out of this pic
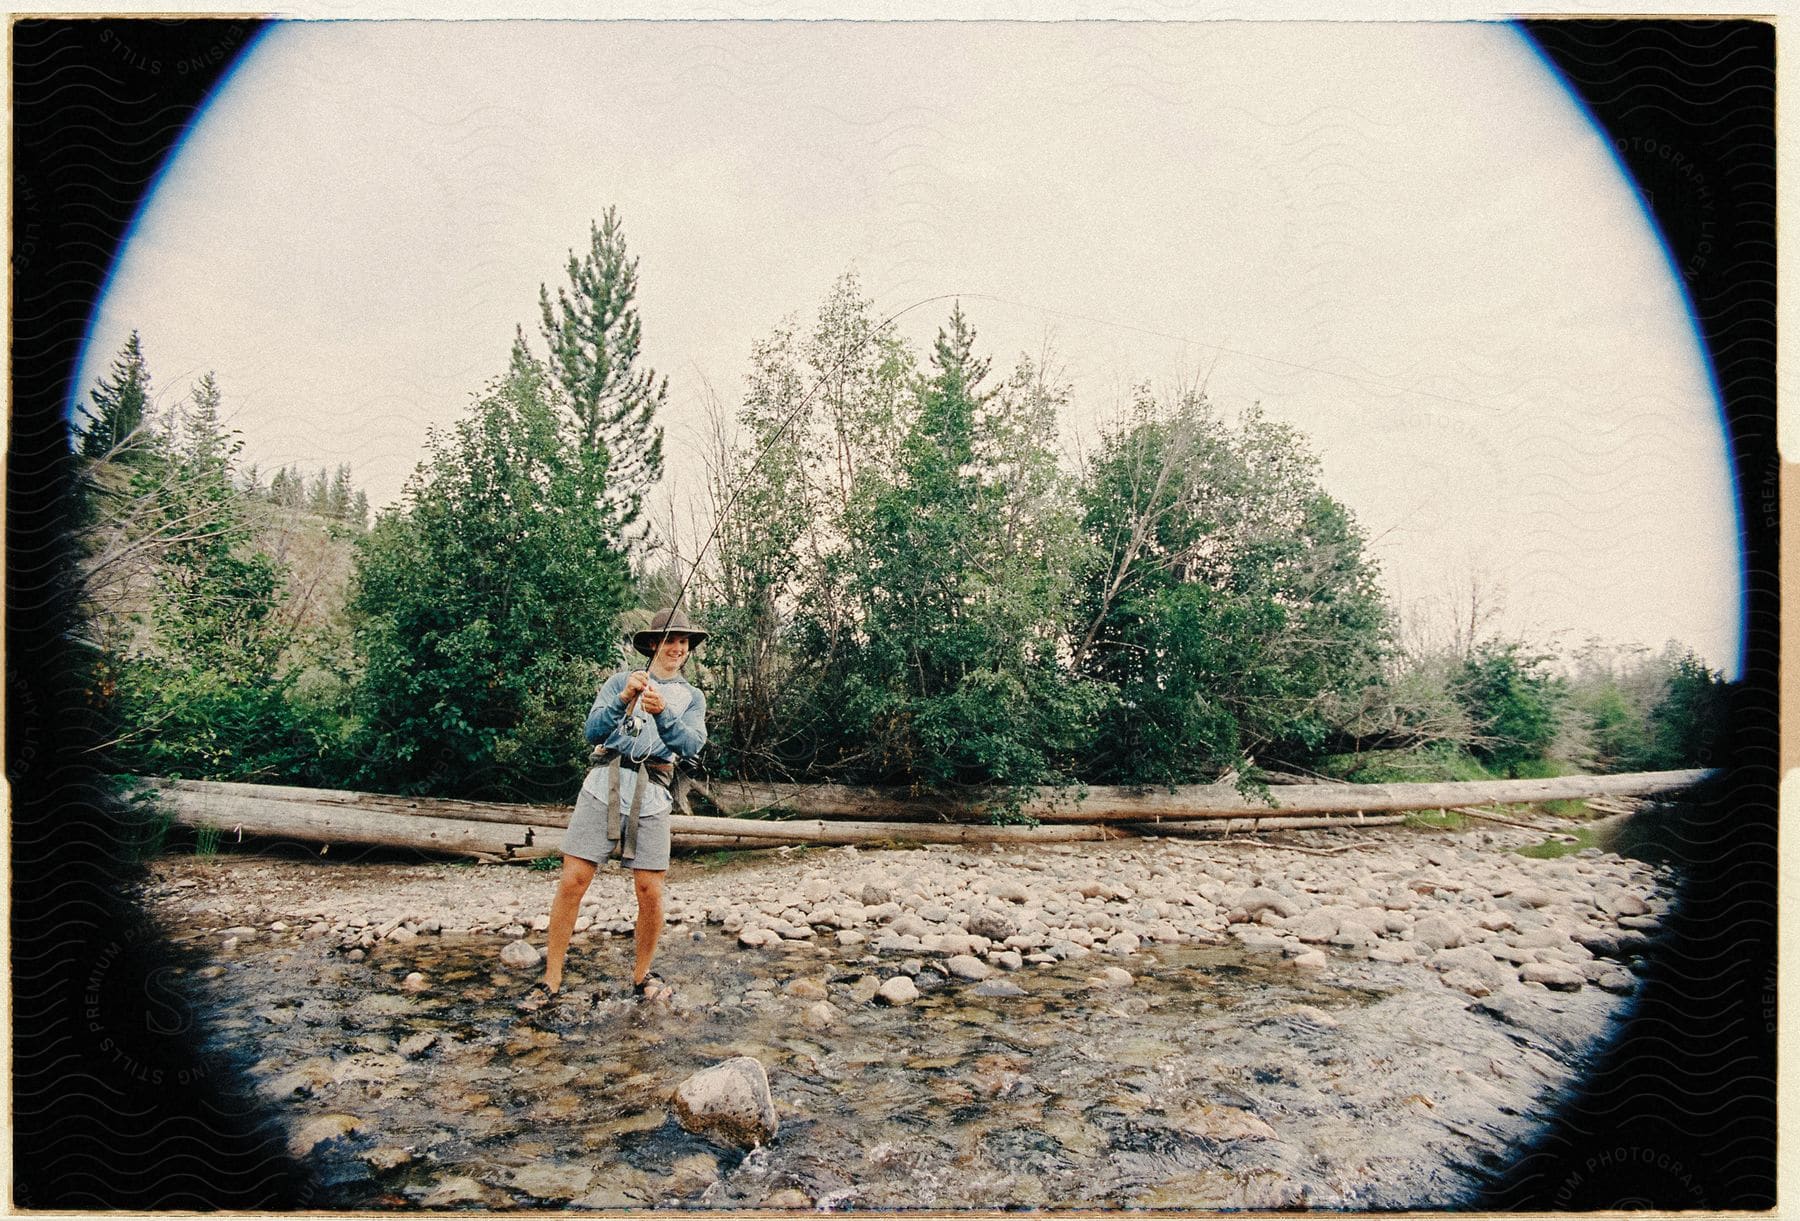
[672,1057,779,1148]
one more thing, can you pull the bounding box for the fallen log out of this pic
[146,779,1130,857]
[142,777,571,829]
[1123,814,1407,837]
[695,769,1715,822]
[151,788,566,860]
[140,767,1710,859]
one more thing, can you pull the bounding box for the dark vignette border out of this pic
[9,18,311,1209]
[1482,19,1777,1211]
[6,15,1778,1211]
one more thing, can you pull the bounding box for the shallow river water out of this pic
[173,915,1629,1210]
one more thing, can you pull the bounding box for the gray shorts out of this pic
[563,763,673,871]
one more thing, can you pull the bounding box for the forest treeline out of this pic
[71,209,1731,811]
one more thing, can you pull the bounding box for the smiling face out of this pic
[647,632,692,679]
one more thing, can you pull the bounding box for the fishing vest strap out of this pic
[597,751,672,864]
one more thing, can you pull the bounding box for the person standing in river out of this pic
[520,607,709,1011]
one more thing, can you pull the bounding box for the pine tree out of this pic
[78,330,153,458]
[535,207,667,539]
[328,464,353,520]
[307,467,330,516]
[181,372,228,472]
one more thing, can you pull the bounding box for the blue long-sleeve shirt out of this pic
[584,669,708,763]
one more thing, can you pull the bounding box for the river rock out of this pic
[1600,889,1651,917]
[1520,961,1585,991]
[512,1163,596,1202]
[1510,886,1557,909]
[802,1001,839,1030]
[877,976,920,1005]
[289,1112,365,1157]
[836,930,866,947]
[764,1188,813,1208]
[889,913,931,939]
[1366,942,1415,964]
[1091,966,1134,989]
[398,1031,438,1058]
[946,954,992,981]
[500,939,542,969]
[1596,969,1637,995]
[967,910,1017,941]
[387,926,418,945]
[1289,949,1328,970]
[1289,910,1340,944]
[420,1176,490,1207]
[991,879,1031,904]
[1234,887,1300,919]
[672,1057,780,1147]
[860,883,892,906]
[849,975,882,1004]
[401,972,428,993]
[363,1145,413,1172]
[973,978,1027,998]
[1411,915,1464,950]
[1103,932,1141,956]
[1282,1004,1340,1030]
[783,977,828,1000]
[990,949,1024,971]
[1477,911,1515,932]
[1430,945,1511,987]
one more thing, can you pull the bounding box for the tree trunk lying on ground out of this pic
[1124,814,1408,837]
[136,768,1711,860]
[693,769,1713,822]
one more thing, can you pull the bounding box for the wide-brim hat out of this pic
[632,606,710,657]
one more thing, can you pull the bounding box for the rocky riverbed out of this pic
[136,822,1674,1209]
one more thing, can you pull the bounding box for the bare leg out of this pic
[543,854,598,994]
[631,868,666,990]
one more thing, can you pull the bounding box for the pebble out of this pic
[288,1112,364,1158]
[945,954,991,981]
[499,940,542,969]
[510,1163,595,1202]
[419,1176,489,1207]
[973,978,1027,998]
[1410,914,1464,950]
[991,880,1031,904]
[1091,966,1134,989]
[363,1145,413,1172]
[1235,887,1300,919]
[1520,962,1585,991]
[877,976,920,1005]
[1103,931,1141,956]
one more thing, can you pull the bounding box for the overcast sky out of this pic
[74,19,1742,675]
